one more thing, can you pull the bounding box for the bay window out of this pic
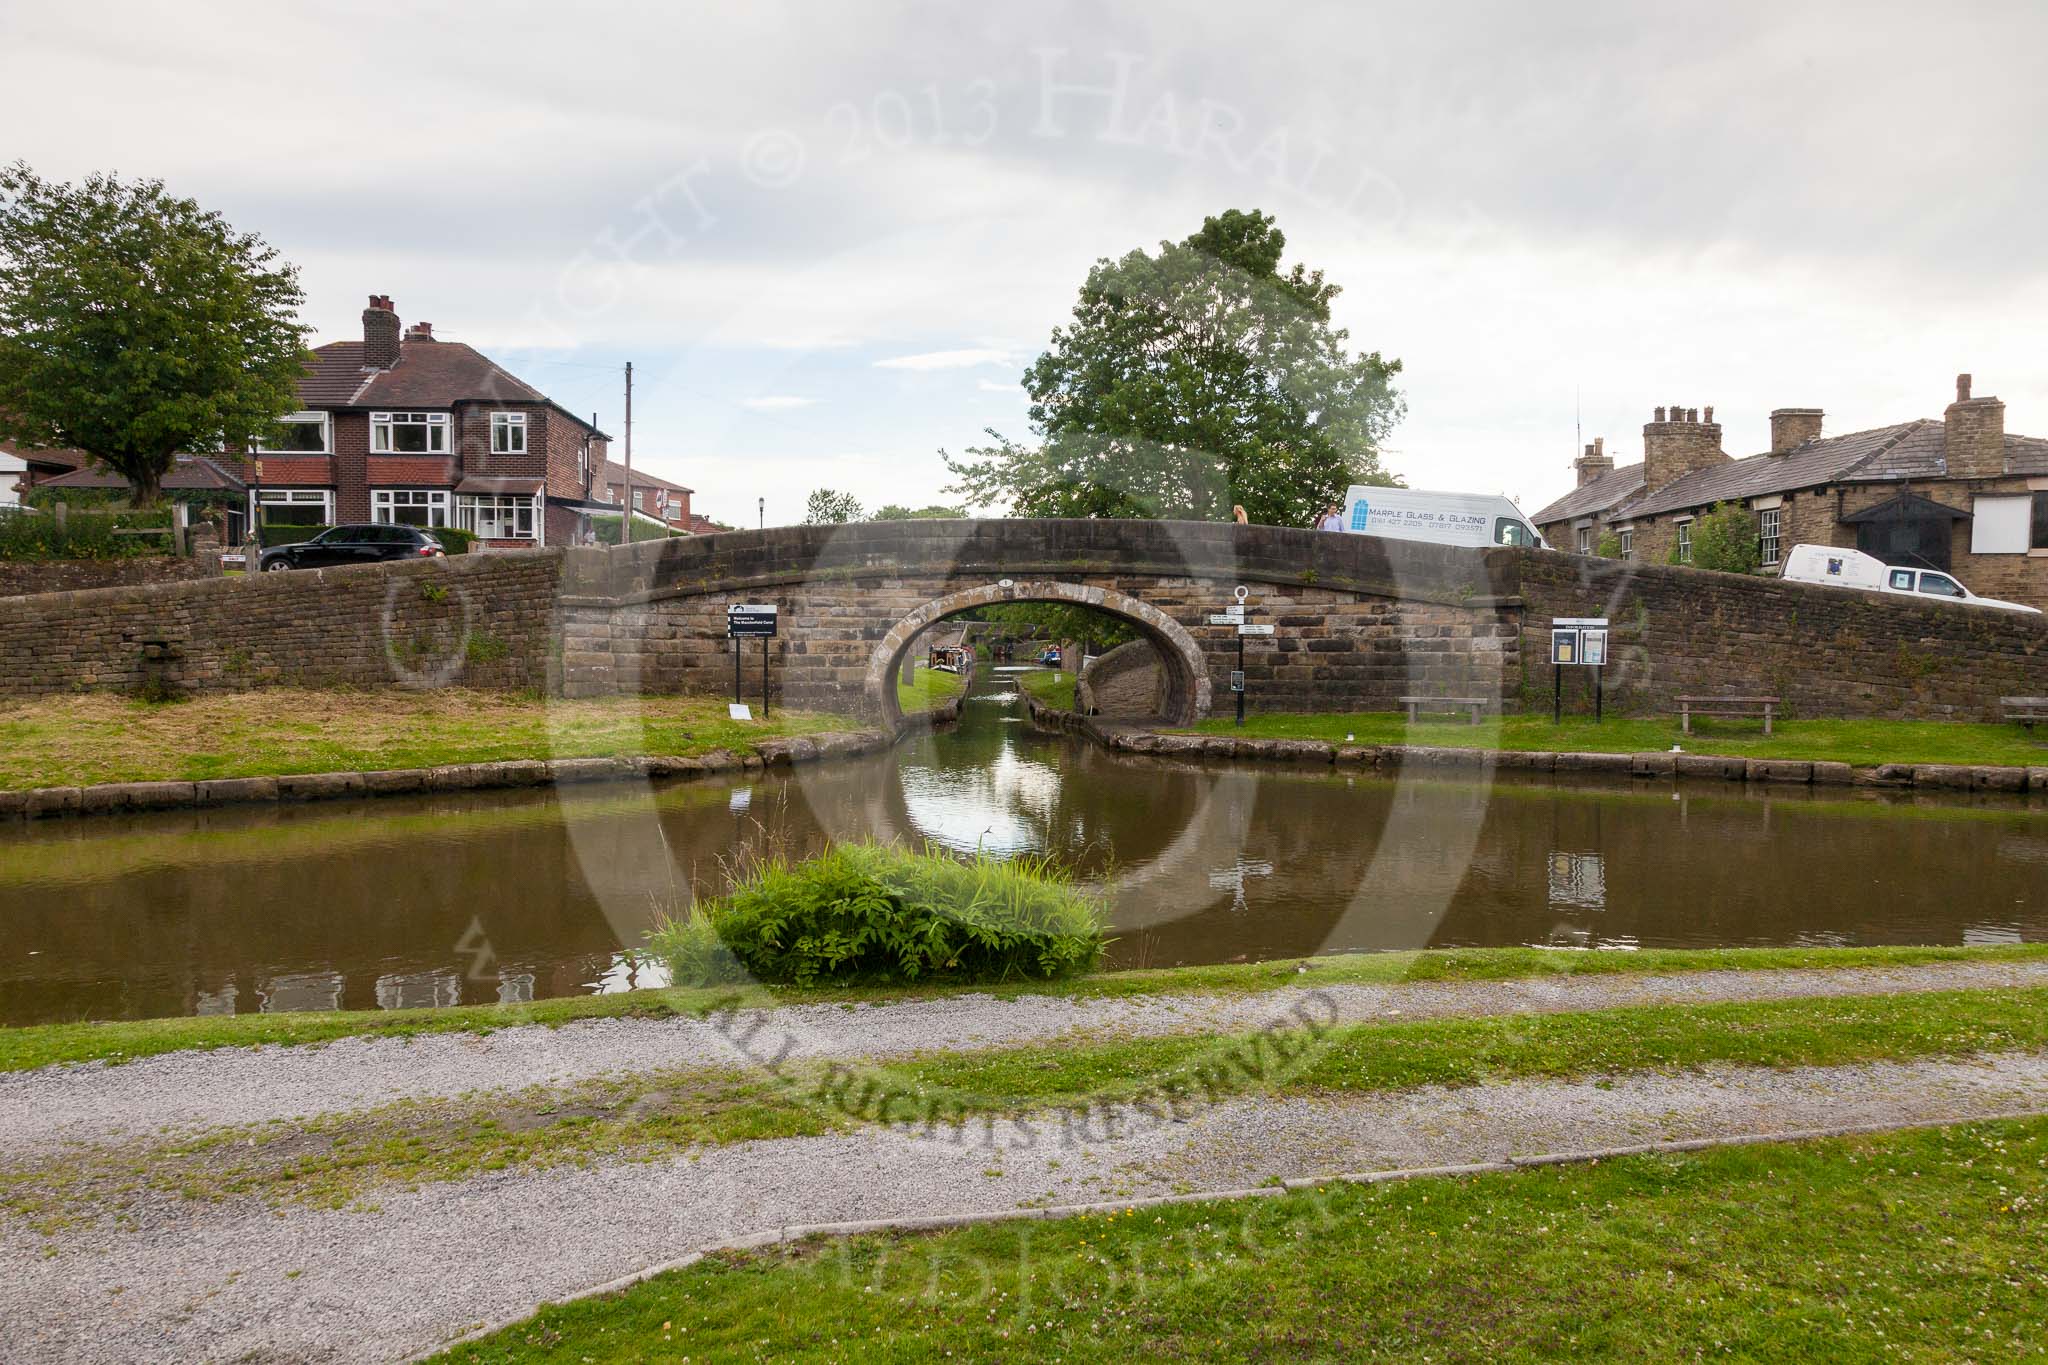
[458,493,538,540]
[372,489,451,527]
[370,411,449,454]
[252,488,333,526]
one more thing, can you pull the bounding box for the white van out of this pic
[1778,544,2040,614]
[1337,486,1547,550]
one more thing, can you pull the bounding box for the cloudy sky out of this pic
[8,1,2046,525]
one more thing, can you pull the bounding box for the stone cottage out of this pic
[1532,375,2048,609]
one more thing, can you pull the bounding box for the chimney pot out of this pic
[1654,406,1666,422]
[1686,407,1698,423]
[1703,405,1714,424]
[1593,436,1604,455]
[1957,373,1972,402]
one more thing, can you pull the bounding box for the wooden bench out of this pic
[1400,695,1492,725]
[1675,695,1781,736]
[2003,697,2048,729]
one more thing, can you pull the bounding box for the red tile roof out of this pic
[298,342,372,406]
[40,454,248,491]
[357,340,549,408]
[599,465,695,495]
[366,455,456,486]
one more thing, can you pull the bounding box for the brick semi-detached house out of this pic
[1532,373,2048,610]
[598,466,694,531]
[42,295,614,548]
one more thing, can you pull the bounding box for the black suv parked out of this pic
[258,524,447,571]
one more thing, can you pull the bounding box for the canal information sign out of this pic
[1549,617,1610,722]
[727,605,778,715]
[725,605,778,637]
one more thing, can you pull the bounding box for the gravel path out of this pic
[7,959,2047,1154]
[4,1051,2046,1364]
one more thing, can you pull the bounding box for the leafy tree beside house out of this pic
[0,162,309,505]
[1674,502,1763,574]
[943,208,1404,526]
[802,489,863,524]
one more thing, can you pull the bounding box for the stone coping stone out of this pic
[1040,712,2048,796]
[3,729,890,820]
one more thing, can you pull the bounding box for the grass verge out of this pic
[14,984,2048,1225]
[0,689,855,789]
[1177,710,2048,768]
[426,1115,2048,1362]
[1016,667,1077,710]
[894,666,964,713]
[6,942,2047,1075]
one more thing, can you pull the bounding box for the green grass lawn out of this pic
[1181,710,2048,768]
[1016,666,1077,710]
[894,665,965,712]
[5,941,2044,1074]
[427,1115,2048,1362]
[0,690,855,790]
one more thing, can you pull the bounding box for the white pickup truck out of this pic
[1778,544,2041,614]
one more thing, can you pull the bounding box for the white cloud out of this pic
[741,395,817,411]
[977,379,1020,392]
[874,348,1011,371]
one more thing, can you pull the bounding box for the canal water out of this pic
[3,668,2045,1026]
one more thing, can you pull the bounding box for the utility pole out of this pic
[758,496,764,530]
[623,361,634,541]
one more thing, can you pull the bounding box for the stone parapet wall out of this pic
[0,551,561,698]
[0,556,219,599]
[2,520,2040,725]
[1515,550,2048,721]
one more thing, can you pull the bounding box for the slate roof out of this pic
[1534,417,2048,526]
[1531,462,1645,524]
[0,438,88,475]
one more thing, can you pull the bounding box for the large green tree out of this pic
[944,208,1403,525]
[0,162,310,505]
[802,488,863,524]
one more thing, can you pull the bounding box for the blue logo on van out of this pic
[1349,500,1370,530]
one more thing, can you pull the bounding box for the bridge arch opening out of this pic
[865,581,1212,730]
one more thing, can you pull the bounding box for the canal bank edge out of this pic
[0,727,904,821]
[1022,693,2048,794]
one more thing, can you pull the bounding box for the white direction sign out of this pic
[1208,613,1243,625]
[1237,623,1275,636]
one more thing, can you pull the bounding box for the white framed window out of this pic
[257,411,331,454]
[632,489,645,510]
[1575,526,1593,555]
[490,412,527,455]
[252,488,333,526]
[1675,519,1694,564]
[1758,507,1782,567]
[372,489,451,527]
[370,411,449,454]
[458,493,538,540]
[1617,527,1634,561]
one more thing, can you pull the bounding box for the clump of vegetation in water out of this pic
[650,842,1107,988]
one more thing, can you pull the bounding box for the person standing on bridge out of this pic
[1232,504,1249,525]
[1315,502,1344,532]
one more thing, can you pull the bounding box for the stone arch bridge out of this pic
[555,519,1524,727]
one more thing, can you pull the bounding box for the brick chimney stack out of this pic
[1943,372,2005,479]
[1641,402,1728,492]
[363,294,401,369]
[1769,408,1824,454]
[405,321,436,342]
[1573,436,1613,487]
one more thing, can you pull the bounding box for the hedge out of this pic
[0,507,173,561]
